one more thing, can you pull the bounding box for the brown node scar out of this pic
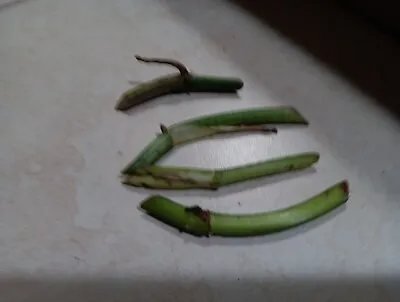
[185,206,212,236]
[160,124,169,134]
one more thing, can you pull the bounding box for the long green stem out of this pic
[140,180,349,237]
[164,123,277,145]
[121,107,309,174]
[121,124,277,175]
[122,152,319,189]
[169,106,309,128]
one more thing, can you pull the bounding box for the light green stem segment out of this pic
[121,124,276,175]
[122,152,319,189]
[166,124,276,145]
[121,107,308,174]
[140,180,349,237]
[169,106,309,128]
[115,74,243,111]
[115,74,183,111]
[121,134,173,175]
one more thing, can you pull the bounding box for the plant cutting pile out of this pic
[116,55,349,238]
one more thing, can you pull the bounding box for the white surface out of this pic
[1,0,399,301]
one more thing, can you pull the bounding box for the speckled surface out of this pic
[1,0,399,301]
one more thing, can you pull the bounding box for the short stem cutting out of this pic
[115,55,243,110]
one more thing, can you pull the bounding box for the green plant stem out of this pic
[169,106,309,128]
[121,124,277,175]
[122,152,319,189]
[140,180,349,237]
[121,107,309,174]
[164,123,277,145]
[114,55,243,110]
[115,74,243,111]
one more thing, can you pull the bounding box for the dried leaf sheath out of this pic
[140,181,350,237]
[122,152,320,190]
[134,55,190,76]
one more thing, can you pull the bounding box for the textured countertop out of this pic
[1,0,399,301]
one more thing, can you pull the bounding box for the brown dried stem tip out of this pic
[134,55,190,76]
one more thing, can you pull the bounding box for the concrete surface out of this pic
[1,0,399,301]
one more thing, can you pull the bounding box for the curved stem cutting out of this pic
[140,180,349,237]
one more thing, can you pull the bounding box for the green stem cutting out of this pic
[122,152,319,190]
[140,180,349,237]
[121,106,308,174]
[169,106,309,128]
[115,55,243,110]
